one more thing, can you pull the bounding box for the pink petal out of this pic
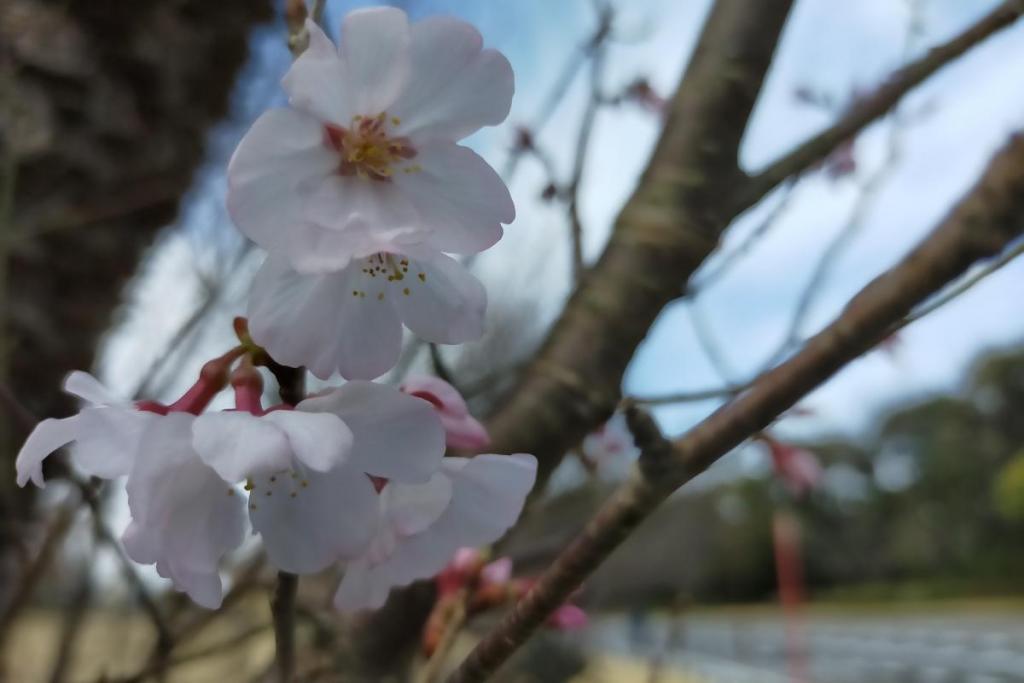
[548,604,588,630]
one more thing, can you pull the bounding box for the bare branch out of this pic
[485,0,797,486]
[272,571,299,683]
[448,134,1024,683]
[738,0,1024,209]
[897,237,1024,330]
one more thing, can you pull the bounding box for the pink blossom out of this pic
[333,453,537,612]
[401,375,490,450]
[548,603,589,630]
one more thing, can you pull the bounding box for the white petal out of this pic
[123,413,245,609]
[395,141,512,254]
[391,17,513,140]
[285,220,425,274]
[282,19,354,124]
[260,410,353,473]
[250,461,379,574]
[304,175,420,242]
[63,371,117,405]
[227,108,337,254]
[436,454,537,546]
[299,381,445,483]
[340,8,411,114]
[15,416,78,488]
[191,411,293,482]
[334,454,536,610]
[70,406,152,479]
[394,252,486,344]
[382,472,453,536]
[155,560,226,611]
[248,256,403,381]
[333,558,394,612]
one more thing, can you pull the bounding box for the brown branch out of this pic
[448,135,1024,683]
[484,0,797,485]
[272,571,299,683]
[565,7,612,283]
[738,0,1024,209]
[631,383,746,406]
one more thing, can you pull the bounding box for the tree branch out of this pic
[448,134,1024,683]
[272,571,298,683]
[484,0,797,485]
[738,0,1023,209]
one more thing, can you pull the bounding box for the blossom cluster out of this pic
[233,8,515,380]
[15,7,536,612]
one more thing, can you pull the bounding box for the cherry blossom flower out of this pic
[401,375,490,450]
[191,379,446,575]
[122,412,246,609]
[227,8,515,275]
[15,371,154,487]
[247,249,485,380]
[333,453,537,611]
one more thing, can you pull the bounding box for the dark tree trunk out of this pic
[0,0,273,608]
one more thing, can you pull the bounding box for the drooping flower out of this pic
[122,412,247,609]
[227,8,515,275]
[247,249,485,380]
[333,453,537,611]
[192,379,447,574]
[15,371,154,487]
[401,374,490,450]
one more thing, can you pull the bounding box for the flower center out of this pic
[324,113,418,181]
[349,252,428,301]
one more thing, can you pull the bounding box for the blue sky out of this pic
[101,0,1024,458]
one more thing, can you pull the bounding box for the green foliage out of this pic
[994,452,1024,522]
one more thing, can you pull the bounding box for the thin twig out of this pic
[685,302,737,383]
[739,0,1024,209]
[417,591,469,683]
[107,623,272,683]
[764,0,922,368]
[503,9,611,180]
[78,482,174,659]
[271,572,299,683]
[47,544,95,683]
[565,7,612,282]
[631,383,747,406]
[688,180,798,296]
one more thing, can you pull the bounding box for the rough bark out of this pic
[0,0,272,607]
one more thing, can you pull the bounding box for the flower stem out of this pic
[271,571,298,683]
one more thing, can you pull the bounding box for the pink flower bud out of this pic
[400,375,491,450]
[548,604,588,630]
